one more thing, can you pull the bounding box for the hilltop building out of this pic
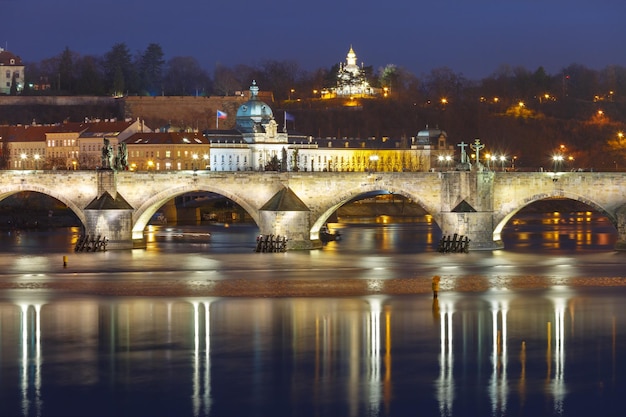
[321,46,380,99]
[0,47,24,95]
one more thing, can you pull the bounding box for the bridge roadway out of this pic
[2,170,626,250]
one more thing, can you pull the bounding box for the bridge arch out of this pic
[492,190,616,244]
[0,184,87,228]
[308,183,442,239]
[132,184,261,238]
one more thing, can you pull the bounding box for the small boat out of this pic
[320,225,341,243]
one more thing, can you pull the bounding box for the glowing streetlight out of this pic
[147,160,154,171]
[203,154,209,170]
[20,153,27,169]
[34,154,40,170]
[499,155,507,171]
[552,155,564,172]
[192,153,198,171]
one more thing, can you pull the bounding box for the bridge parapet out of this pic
[1,170,626,251]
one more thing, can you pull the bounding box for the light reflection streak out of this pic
[551,296,566,414]
[489,299,508,416]
[191,300,212,417]
[366,297,382,417]
[436,299,454,417]
[20,303,43,417]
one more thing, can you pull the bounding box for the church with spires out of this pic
[321,46,380,99]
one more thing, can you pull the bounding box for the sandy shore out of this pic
[2,275,626,298]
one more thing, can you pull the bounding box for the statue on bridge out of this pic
[101,138,114,169]
[470,139,485,172]
[456,141,471,171]
[101,139,129,171]
[115,142,128,171]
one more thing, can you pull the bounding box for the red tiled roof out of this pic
[0,50,23,66]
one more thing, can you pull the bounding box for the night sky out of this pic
[2,0,626,80]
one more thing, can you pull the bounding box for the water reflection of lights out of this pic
[547,291,568,414]
[190,300,213,417]
[20,303,43,417]
[489,298,509,416]
[436,299,454,417]
[366,297,382,414]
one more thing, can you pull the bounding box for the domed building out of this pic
[210,81,293,171]
[235,81,275,135]
[207,82,456,173]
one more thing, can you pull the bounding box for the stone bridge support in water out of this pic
[2,170,626,251]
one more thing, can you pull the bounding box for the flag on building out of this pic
[217,110,228,119]
[283,111,295,132]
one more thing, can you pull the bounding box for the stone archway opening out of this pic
[0,190,83,251]
[497,197,617,252]
[312,189,442,253]
[138,190,260,252]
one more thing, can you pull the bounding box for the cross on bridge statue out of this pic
[456,141,471,171]
[470,139,485,171]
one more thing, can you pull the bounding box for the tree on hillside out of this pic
[138,43,165,96]
[213,63,251,96]
[422,67,469,103]
[75,55,105,95]
[58,47,76,93]
[104,43,136,96]
[256,60,300,101]
[163,56,212,96]
[561,64,599,101]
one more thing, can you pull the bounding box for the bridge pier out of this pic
[439,171,502,251]
[83,170,135,250]
[615,204,626,251]
[439,212,503,250]
[258,210,322,250]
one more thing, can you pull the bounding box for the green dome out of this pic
[236,81,273,133]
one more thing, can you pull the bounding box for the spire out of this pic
[250,80,259,99]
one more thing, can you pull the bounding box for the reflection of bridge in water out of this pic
[6,288,615,416]
[2,170,626,250]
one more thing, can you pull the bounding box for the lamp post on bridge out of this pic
[553,155,564,172]
[20,153,27,170]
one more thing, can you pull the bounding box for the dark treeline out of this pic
[9,42,626,170]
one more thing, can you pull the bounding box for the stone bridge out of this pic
[2,170,626,250]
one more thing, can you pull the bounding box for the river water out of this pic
[0,212,625,417]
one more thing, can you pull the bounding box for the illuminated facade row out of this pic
[1,82,453,172]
